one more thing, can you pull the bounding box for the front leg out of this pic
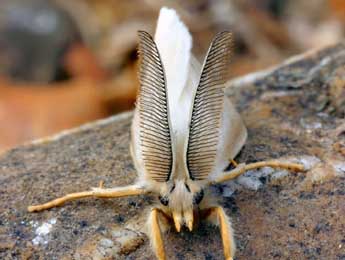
[147,208,167,260]
[214,160,305,184]
[28,184,146,212]
[203,206,236,260]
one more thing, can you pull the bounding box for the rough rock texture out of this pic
[1,44,345,260]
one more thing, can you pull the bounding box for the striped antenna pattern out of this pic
[137,31,173,182]
[187,31,233,180]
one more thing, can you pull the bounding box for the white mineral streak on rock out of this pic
[332,161,345,177]
[236,173,263,191]
[32,218,56,246]
[260,90,302,100]
[74,226,146,260]
[222,185,235,197]
[235,166,280,191]
[294,155,321,170]
[29,220,38,228]
[98,238,114,248]
[300,118,323,130]
[307,163,334,183]
[303,156,345,183]
[271,170,289,180]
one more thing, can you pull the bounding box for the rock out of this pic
[0,235,15,250]
[328,66,345,117]
[74,227,145,260]
[1,44,345,259]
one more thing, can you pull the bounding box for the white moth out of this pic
[29,7,304,260]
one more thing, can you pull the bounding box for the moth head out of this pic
[135,30,233,231]
[157,180,205,232]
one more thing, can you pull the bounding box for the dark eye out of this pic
[193,189,204,205]
[158,195,169,206]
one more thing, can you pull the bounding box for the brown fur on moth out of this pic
[28,7,305,260]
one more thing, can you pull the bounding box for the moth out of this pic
[28,7,304,260]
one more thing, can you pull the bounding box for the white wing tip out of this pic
[155,7,192,44]
[154,7,193,131]
[157,7,181,26]
[159,6,178,18]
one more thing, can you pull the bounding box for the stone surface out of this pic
[1,44,345,259]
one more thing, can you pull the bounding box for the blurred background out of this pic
[0,0,344,153]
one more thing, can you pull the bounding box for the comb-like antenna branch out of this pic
[187,32,233,181]
[137,31,173,182]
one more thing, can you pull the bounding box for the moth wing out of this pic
[154,7,192,121]
[130,111,144,178]
[211,96,247,179]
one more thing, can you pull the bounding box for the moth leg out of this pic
[28,185,146,212]
[229,159,238,167]
[214,160,305,184]
[147,208,167,260]
[202,206,236,260]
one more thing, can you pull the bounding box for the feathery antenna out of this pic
[187,32,233,180]
[137,31,173,182]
